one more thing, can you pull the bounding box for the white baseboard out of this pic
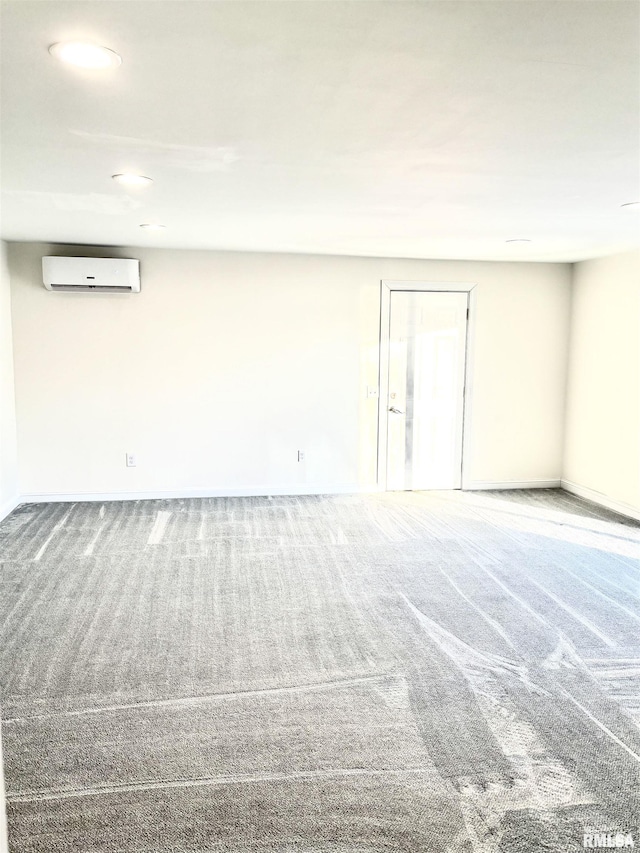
[560,479,640,522]
[19,483,378,504]
[463,479,561,491]
[19,480,569,504]
[0,495,20,523]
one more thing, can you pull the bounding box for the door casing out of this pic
[377,280,477,491]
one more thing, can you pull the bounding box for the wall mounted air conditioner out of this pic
[42,256,141,292]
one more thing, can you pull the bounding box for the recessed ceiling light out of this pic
[139,223,166,231]
[49,42,122,69]
[112,174,154,187]
[505,239,532,244]
[620,201,640,211]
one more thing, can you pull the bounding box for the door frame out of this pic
[377,280,477,491]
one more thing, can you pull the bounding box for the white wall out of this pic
[0,240,19,519]
[563,249,640,515]
[0,239,15,853]
[8,243,571,499]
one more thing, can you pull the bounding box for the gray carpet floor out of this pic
[1,488,639,852]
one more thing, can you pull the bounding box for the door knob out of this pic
[389,406,404,414]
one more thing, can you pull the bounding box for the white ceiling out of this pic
[1,0,639,262]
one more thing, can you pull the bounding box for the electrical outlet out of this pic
[367,386,379,398]
[126,453,137,467]
[297,450,305,462]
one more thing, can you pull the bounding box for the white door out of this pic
[386,290,468,490]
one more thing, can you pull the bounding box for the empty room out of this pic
[1,1,639,851]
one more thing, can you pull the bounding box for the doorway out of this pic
[378,282,475,491]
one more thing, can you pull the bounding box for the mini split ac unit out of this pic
[42,256,141,292]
